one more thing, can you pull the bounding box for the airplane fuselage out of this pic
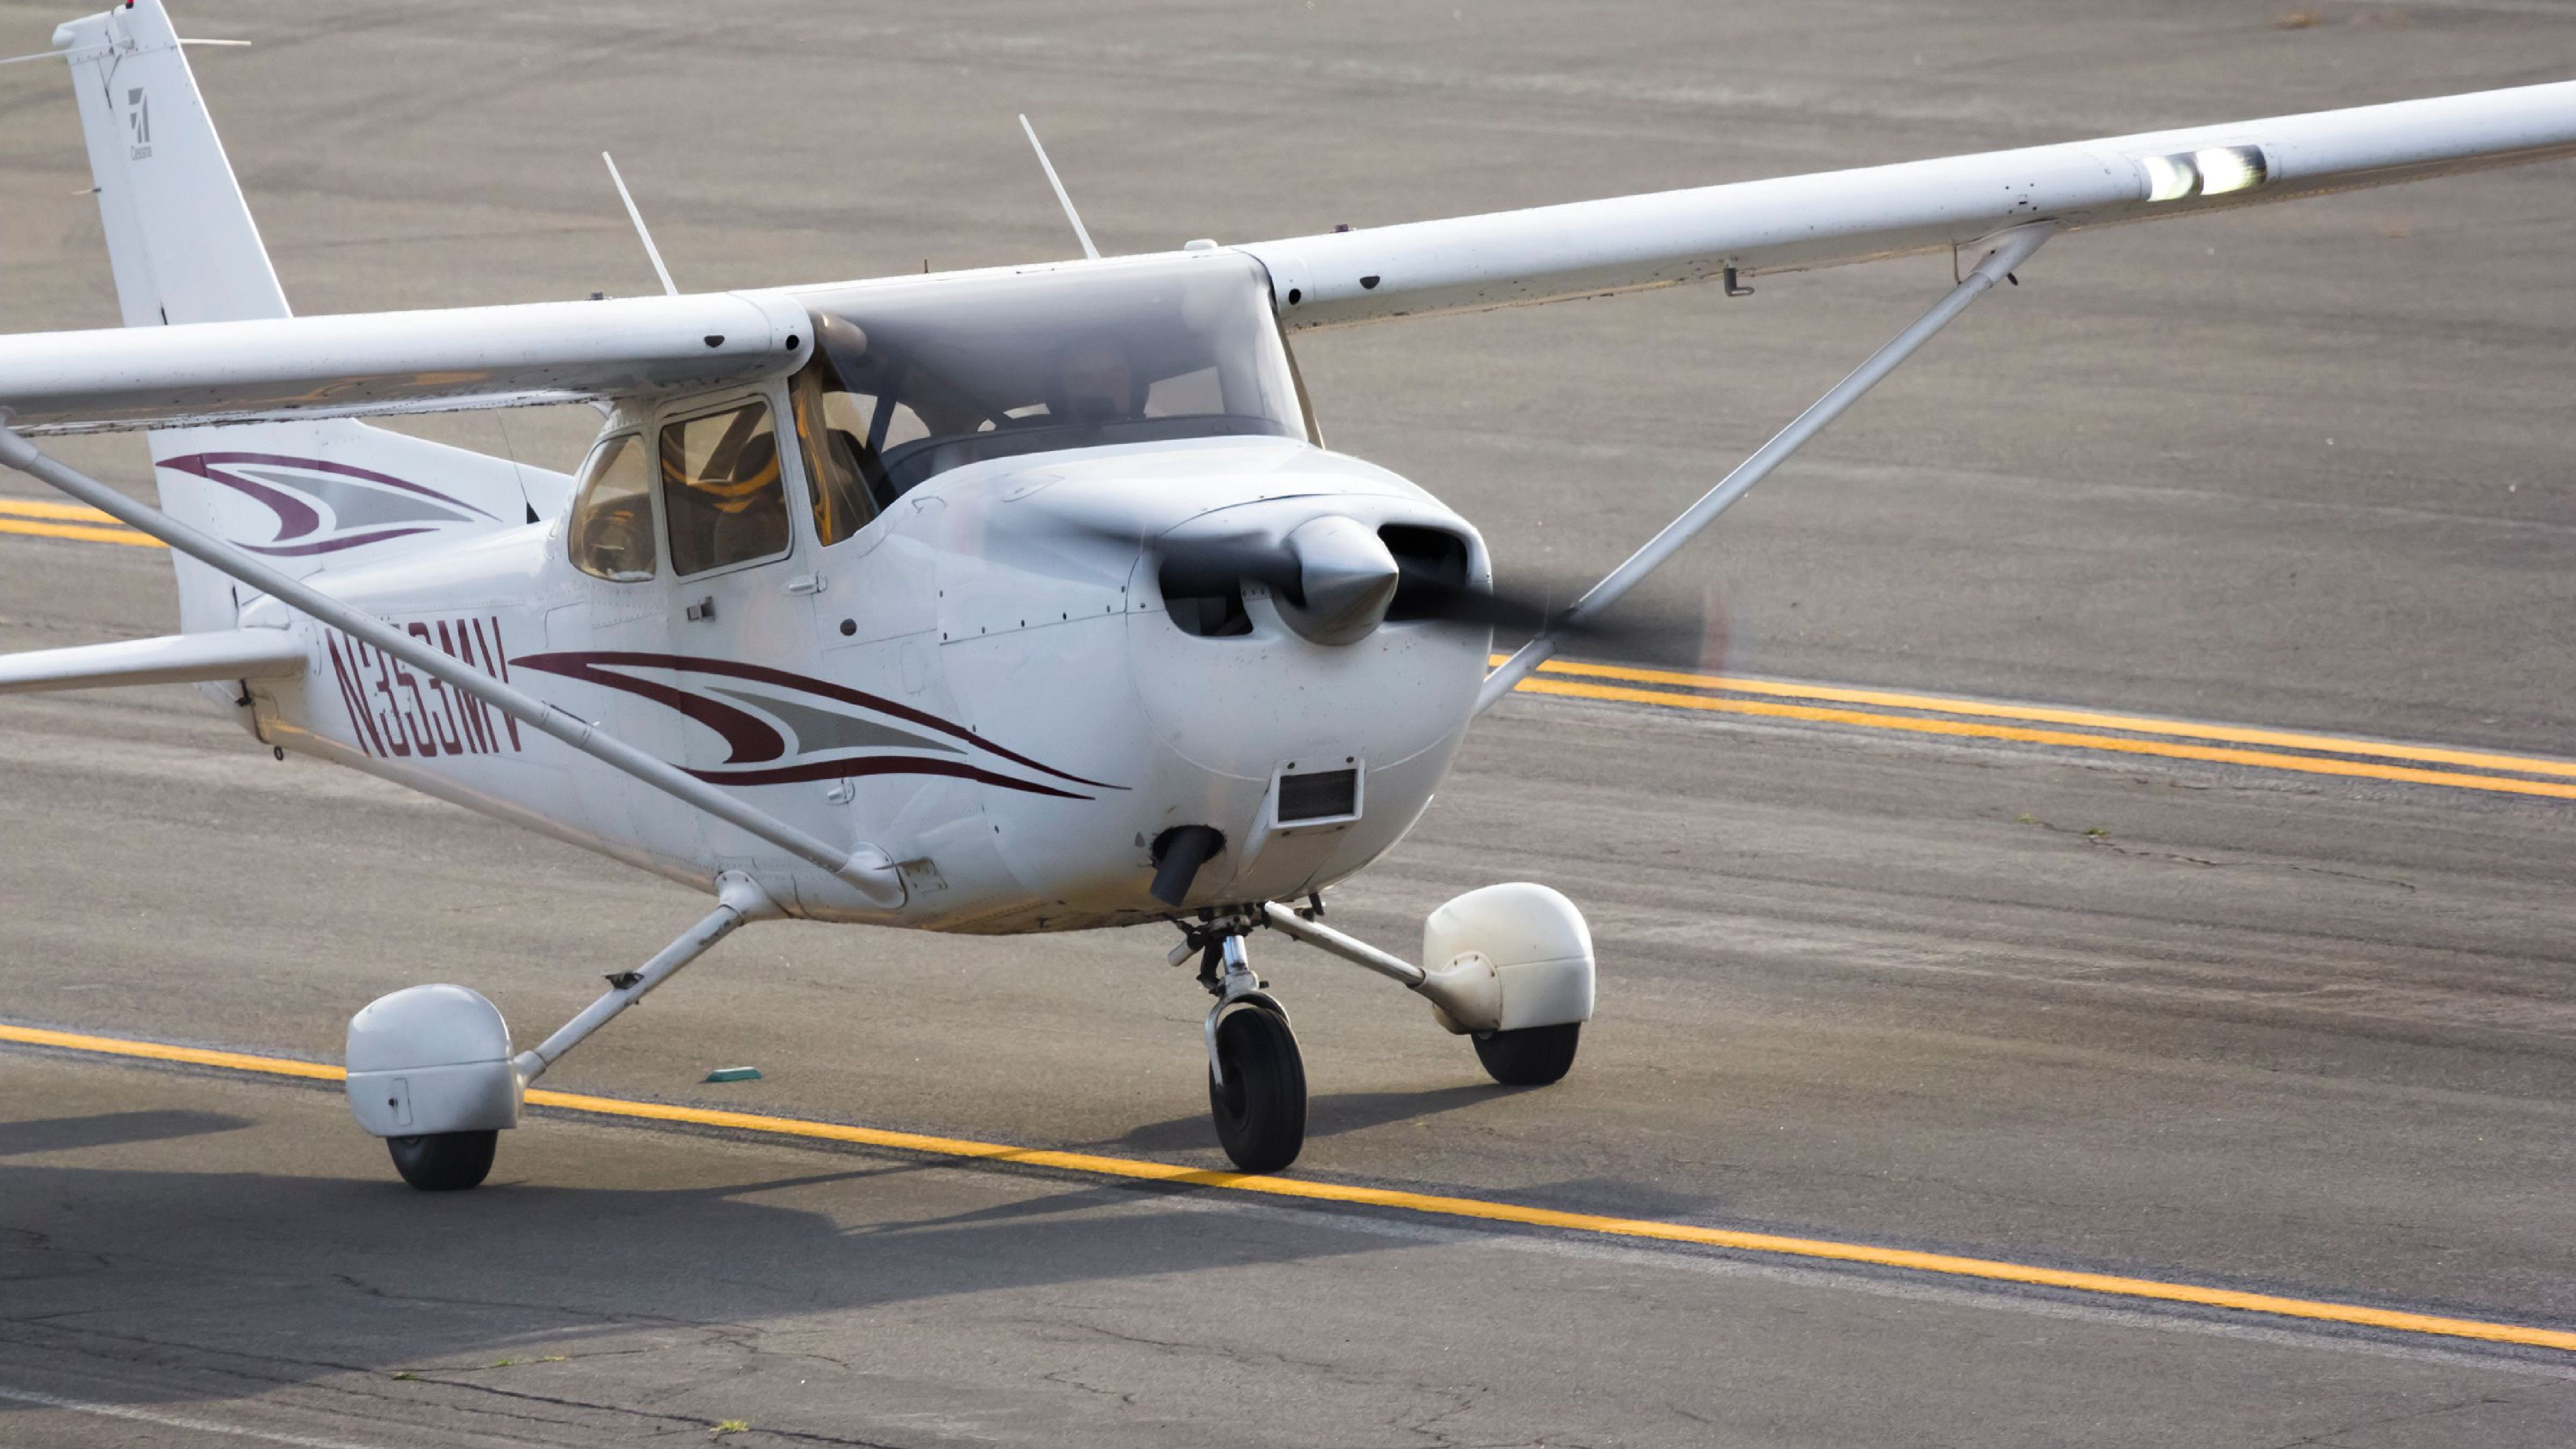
[246,433,1491,932]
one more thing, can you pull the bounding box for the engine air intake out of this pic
[1278,767,1359,823]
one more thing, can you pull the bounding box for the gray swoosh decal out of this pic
[706,686,964,758]
[239,467,480,530]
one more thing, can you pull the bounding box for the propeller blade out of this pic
[1387,565,1549,631]
[1040,517,1716,665]
[1153,535,1305,600]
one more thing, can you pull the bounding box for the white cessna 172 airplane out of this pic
[4,1,2572,1190]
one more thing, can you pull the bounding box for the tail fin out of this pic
[56,0,565,633]
[56,0,284,328]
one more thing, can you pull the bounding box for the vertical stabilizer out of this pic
[50,1,568,635]
[55,0,288,327]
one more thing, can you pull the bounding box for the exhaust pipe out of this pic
[1150,825,1225,906]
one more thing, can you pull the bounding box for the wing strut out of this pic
[0,425,905,909]
[1477,223,2054,713]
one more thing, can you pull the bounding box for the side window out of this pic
[660,400,789,577]
[566,433,655,581]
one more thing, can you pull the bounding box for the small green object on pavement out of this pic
[704,1066,762,1083]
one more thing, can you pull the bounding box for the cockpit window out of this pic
[566,432,655,582]
[660,399,790,577]
[792,253,1309,504]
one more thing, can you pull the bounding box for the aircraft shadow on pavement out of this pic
[0,1157,1413,1413]
[0,1109,252,1158]
[1103,1082,1527,1153]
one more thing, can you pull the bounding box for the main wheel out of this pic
[386,1130,497,1191]
[1207,1007,1307,1173]
[1472,1022,1582,1087]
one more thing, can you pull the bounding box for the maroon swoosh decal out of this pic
[163,455,323,540]
[241,526,438,557]
[509,654,787,765]
[511,650,1122,791]
[690,757,1092,799]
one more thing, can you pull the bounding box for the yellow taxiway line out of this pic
[4,510,2563,800]
[1504,657,2576,801]
[0,497,163,548]
[5,1020,2571,1356]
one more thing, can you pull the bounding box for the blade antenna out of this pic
[1019,114,1100,261]
[601,151,678,297]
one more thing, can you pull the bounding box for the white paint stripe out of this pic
[0,1386,391,1449]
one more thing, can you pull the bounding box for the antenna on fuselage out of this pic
[600,151,679,297]
[1018,114,1100,261]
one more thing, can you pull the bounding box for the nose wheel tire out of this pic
[1208,1007,1307,1173]
[1472,1022,1582,1087]
[386,1130,498,1191]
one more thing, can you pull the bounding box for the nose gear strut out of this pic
[1171,908,1305,1172]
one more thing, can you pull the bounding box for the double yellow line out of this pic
[1507,657,2576,801]
[4,1020,2571,1356]
[0,497,163,548]
[10,496,2566,802]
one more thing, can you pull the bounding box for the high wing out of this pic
[0,292,809,436]
[3,77,2573,432]
[1241,80,2576,328]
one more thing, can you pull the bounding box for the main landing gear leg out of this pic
[1178,913,1307,1173]
[346,872,781,1191]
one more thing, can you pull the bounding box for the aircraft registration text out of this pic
[325,617,524,760]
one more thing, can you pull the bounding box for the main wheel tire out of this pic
[386,1130,497,1191]
[1472,1022,1582,1087]
[1207,1007,1307,1173]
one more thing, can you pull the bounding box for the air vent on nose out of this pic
[1160,559,1253,637]
[1378,525,1470,622]
[1278,767,1359,823]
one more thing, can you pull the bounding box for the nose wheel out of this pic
[385,1129,497,1191]
[1209,1007,1306,1172]
[1186,917,1308,1173]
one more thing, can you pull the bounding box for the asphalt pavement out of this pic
[3,2,2574,1445]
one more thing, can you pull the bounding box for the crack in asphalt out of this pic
[0,1312,914,1448]
[2256,1391,2526,1448]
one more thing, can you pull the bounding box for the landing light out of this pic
[2136,144,2268,203]
[2193,146,2265,196]
[2141,153,2197,203]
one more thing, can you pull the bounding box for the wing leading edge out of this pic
[1241,79,2576,329]
[0,291,810,436]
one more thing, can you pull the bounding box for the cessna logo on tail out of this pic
[161,452,498,557]
[126,87,150,159]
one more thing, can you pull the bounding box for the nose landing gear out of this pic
[1169,887,1594,1173]
[1180,914,1307,1173]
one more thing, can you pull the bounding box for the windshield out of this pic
[792,254,1308,515]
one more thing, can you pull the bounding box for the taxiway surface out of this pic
[4,2,2575,1445]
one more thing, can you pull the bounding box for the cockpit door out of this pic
[653,387,830,855]
[551,427,681,855]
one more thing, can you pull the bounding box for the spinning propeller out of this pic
[1109,515,1713,660]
